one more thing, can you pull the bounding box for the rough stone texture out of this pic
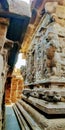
[10,75,24,103]
[7,0,31,17]
[10,1,65,130]
[0,17,10,106]
[0,18,9,48]
[21,0,65,55]
[0,0,31,17]
[56,5,65,19]
[46,119,65,130]
[14,97,65,130]
[21,3,65,126]
[45,2,58,13]
[0,17,10,129]
[24,11,65,84]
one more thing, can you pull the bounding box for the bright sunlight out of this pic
[15,53,26,69]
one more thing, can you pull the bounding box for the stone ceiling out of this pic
[0,0,31,71]
[0,0,31,17]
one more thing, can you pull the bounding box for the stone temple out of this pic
[0,0,65,130]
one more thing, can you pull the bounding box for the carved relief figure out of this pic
[44,39,65,77]
[45,41,57,77]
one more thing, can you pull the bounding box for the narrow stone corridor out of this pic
[0,0,65,130]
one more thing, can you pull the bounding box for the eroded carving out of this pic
[23,6,65,84]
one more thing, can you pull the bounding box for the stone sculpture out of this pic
[22,1,65,85]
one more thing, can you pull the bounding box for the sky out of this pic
[15,53,26,69]
[14,0,32,69]
[21,0,31,4]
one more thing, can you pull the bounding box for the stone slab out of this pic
[15,99,65,130]
[56,5,65,19]
[25,78,65,86]
[7,0,31,17]
[22,95,65,115]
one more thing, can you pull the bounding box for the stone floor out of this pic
[4,105,21,130]
[3,104,65,130]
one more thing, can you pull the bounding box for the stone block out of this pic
[45,2,58,13]
[0,23,8,47]
[0,18,9,25]
[56,5,65,19]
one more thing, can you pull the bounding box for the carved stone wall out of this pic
[24,4,65,85]
[0,18,9,129]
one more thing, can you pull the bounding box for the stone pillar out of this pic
[0,17,9,129]
[16,77,24,100]
[10,76,18,103]
[10,76,24,103]
[0,18,9,50]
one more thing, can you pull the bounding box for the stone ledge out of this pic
[56,5,65,19]
[0,17,9,25]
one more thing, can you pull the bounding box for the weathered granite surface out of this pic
[0,17,10,130]
[21,3,65,118]
[7,0,31,17]
[23,5,65,84]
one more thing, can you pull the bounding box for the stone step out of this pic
[13,104,30,130]
[18,99,48,129]
[13,101,43,130]
[13,99,65,130]
[22,94,65,115]
[15,102,42,130]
